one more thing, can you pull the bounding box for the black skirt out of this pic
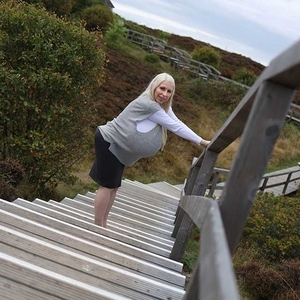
[89,129,125,188]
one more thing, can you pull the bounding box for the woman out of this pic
[90,73,210,227]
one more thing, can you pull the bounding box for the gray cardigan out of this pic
[99,95,163,166]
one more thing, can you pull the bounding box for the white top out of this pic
[136,107,202,145]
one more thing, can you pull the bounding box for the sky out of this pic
[112,0,300,66]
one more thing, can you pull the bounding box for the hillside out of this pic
[88,26,267,184]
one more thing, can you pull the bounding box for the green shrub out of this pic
[145,53,160,64]
[104,17,127,50]
[241,192,300,261]
[81,4,113,32]
[232,67,257,86]
[191,46,221,70]
[0,0,105,196]
[23,0,76,16]
[184,78,247,113]
[72,0,103,14]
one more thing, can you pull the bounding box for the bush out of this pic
[0,159,25,201]
[145,53,160,64]
[184,78,247,113]
[0,1,105,196]
[232,67,257,86]
[81,4,113,32]
[104,17,127,50]
[23,0,75,16]
[0,159,25,187]
[191,46,221,70]
[241,192,300,261]
[236,259,300,299]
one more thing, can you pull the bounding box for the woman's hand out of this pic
[200,139,210,148]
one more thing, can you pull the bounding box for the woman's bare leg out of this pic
[94,186,118,227]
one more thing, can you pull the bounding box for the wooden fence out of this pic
[125,29,221,80]
[287,102,300,124]
[207,165,300,198]
[169,37,300,299]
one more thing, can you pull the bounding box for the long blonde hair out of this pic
[141,73,175,150]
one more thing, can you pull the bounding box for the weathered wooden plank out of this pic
[61,197,174,238]
[179,195,212,229]
[0,200,181,270]
[33,199,174,250]
[199,201,240,300]
[147,182,182,199]
[46,199,175,245]
[74,194,176,224]
[89,191,176,215]
[0,277,60,300]
[220,81,295,255]
[0,253,130,300]
[0,227,185,300]
[12,198,173,256]
[0,209,184,282]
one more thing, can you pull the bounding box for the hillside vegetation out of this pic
[1,2,299,299]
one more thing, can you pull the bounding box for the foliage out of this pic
[104,17,127,50]
[0,0,105,196]
[184,78,247,113]
[153,29,170,43]
[236,259,300,300]
[80,3,113,32]
[144,53,160,64]
[22,0,76,16]
[232,67,257,87]
[191,46,221,70]
[0,159,25,200]
[240,192,300,261]
[181,227,200,274]
[72,0,104,14]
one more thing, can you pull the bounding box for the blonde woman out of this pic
[90,72,210,227]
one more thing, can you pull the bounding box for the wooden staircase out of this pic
[0,179,186,300]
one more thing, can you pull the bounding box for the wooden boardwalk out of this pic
[0,167,298,299]
[0,179,186,300]
[208,165,300,199]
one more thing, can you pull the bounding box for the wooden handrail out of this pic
[170,38,300,299]
[207,166,300,196]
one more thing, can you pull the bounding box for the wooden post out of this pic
[170,150,218,261]
[219,81,295,255]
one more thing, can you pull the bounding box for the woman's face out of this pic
[154,80,173,105]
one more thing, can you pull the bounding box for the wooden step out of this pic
[78,193,176,220]
[0,209,184,286]
[47,199,175,245]
[73,194,176,225]
[0,200,182,271]
[0,226,185,300]
[60,197,174,238]
[147,181,182,198]
[0,252,130,300]
[33,198,173,250]
[11,198,172,257]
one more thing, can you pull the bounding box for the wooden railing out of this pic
[207,165,300,197]
[169,37,300,299]
[287,102,300,124]
[125,29,221,79]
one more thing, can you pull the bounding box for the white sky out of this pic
[112,0,300,66]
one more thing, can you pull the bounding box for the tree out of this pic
[81,4,113,32]
[0,0,105,196]
[191,46,221,70]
